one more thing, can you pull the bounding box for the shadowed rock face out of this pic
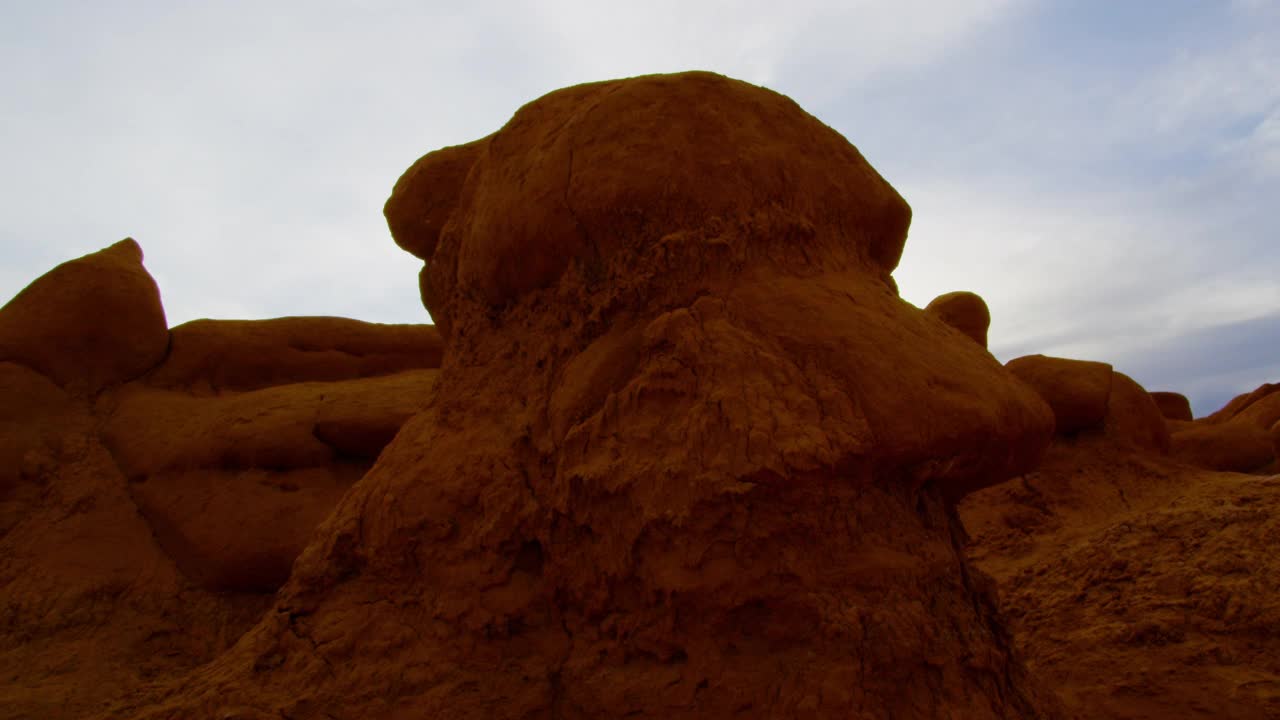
[130,71,1061,720]
[1151,391,1193,422]
[0,243,441,717]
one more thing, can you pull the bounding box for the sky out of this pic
[2,1,1277,416]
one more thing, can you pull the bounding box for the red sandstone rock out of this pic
[0,241,443,716]
[122,71,1059,720]
[1171,420,1274,473]
[1006,354,1113,435]
[962,455,1280,719]
[1150,391,1193,421]
[384,137,487,263]
[925,290,991,348]
[1230,390,1280,430]
[99,369,437,592]
[9,71,1279,720]
[1204,383,1280,424]
[145,316,442,393]
[0,238,168,394]
[1103,373,1171,454]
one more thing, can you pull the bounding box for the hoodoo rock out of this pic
[925,290,991,348]
[0,238,168,394]
[122,71,1061,720]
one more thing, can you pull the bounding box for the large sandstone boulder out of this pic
[1150,391,1193,421]
[0,238,168,394]
[925,290,991,348]
[1006,355,1113,435]
[132,71,1060,720]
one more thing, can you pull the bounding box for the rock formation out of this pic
[1005,355,1114,435]
[1154,382,1280,474]
[103,71,1062,719]
[0,238,167,394]
[0,244,440,718]
[964,353,1278,717]
[3,69,1279,720]
[1150,391,1193,421]
[925,290,991,348]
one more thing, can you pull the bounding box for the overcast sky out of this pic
[3,1,1277,416]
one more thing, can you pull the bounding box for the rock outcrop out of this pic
[0,238,168,394]
[1150,391,1193,421]
[1006,355,1114,435]
[1158,383,1280,474]
[119,71,1060,720]
[145,316,442,393]
[925,290,991,348]
[0,243,441,718]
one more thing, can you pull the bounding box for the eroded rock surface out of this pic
[0,243,441,718]
[962,369,1280,719]
[122,71,1060,720]
[5,69,1278,720]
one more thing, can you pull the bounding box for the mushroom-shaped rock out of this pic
[0,239,168,393]
[1150,391,1193,421]
[156,72,1062,719]
[1171,420,1274,473]
[1006,354,1114,435]
[925,290,991,347]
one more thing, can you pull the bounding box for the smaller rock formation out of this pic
[1103,373,1171,454]
[1163,383,1280,474]
[1150,391,1193,421]
[1170,420,1273,473]
[0,238,167,394]
[145,316,442,393]
[925,290,990,347]
[1006,355,1113,434]
[0,240,443,718]
[1202,383,1279,424]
